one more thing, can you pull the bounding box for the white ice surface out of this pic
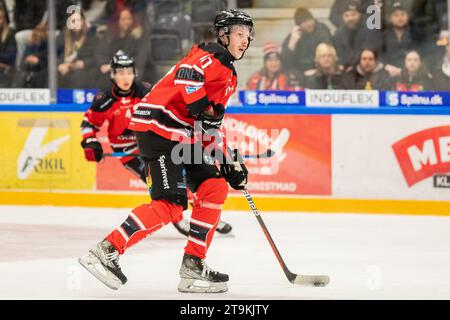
[0,205,450,300]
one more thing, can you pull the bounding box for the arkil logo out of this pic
[17,118,70,180]
[392,126,450,186]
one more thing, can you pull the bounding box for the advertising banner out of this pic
[306,90,379,108]
[0,112,95,190]
[382,91,450,108]
[57,89,98,105]
[223,114,331,195]
[96,125,148,192]
[239,90,305,106]
[333,115,450,200]
[0,89,50,105]
[96,114,332,196]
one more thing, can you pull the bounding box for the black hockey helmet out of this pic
[110,50,136,74]
[214,9,254,41]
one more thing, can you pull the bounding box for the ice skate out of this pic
[177,254,228,293]
[78,239,127,290]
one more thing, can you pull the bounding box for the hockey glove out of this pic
[81,137,103,162]
[195,102,226,131]
[220,149,248,190]
[197,111,224,130]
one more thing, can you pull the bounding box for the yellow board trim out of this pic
[1,191,449,216]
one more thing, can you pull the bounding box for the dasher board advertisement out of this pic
[333,115,450,200]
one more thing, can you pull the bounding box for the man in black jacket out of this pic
[343,48,393,89]
[382,2,417,78]
[332,1,382,70]
[281,7,332,76]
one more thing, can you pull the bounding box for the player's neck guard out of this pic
[111,81,136,97]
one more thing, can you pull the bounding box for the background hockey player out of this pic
[79,10,254,293]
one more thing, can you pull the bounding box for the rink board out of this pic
[0,190,449,216]
[0,109,449,215]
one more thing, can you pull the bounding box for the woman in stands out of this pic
[15,20,48,88]
[394,50,434,91]
[57,10,96,89]
[302,42,344,89]
[96,6,148,88]
[246,42,301,90]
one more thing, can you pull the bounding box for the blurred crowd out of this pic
[0,0,233,89]
[247,0,450,91]
[0,0,449,91]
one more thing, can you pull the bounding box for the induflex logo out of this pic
[392,126,450,187]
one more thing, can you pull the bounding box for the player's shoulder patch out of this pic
[90,88,114,112]
[185,85,202,94]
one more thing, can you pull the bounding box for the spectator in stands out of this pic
[0,3,16,88]
[329,0,379,28]
[246,42,301,90]
[13,0,46,68]
[14,0,77,71]
[301,43,345,89]
[57,10,96,89]
[394,50,434,91]
[382,2,416,78]
[103,0,147,24]
[332,1,382,70]
[0,0,12,27]
[281,8,332,76]
[432,44,450,90]
[435,0,449,48]
[95,7,148,88]
[15,21,48,88]
[383,0,438,41]
[14,0,47,32]
[343,48,393,89]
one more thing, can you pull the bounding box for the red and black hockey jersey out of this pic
[81,82,151,152]
[129,43,238,143]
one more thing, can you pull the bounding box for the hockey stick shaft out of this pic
[241,188,296,281]
[200,128,329,286]
[242,187,329,286]
[104,150,275,159]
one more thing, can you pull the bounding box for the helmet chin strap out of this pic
[219,35,251,61]
[236,40,251,61]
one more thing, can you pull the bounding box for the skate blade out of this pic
[177,278,228,293]
[78,253,122,290]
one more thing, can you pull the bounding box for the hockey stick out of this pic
[104,129,290,159]
[242,188,330,286]
[104,149,276,159]
[198,128,330,287]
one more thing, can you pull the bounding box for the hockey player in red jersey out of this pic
[79,10,253,293]
[80,51,150,178]
[81,51,233,236]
